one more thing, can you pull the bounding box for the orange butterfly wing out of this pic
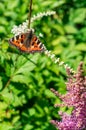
[27,35,45,53]
[9,31,45,53]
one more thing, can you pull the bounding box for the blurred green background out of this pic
[0,0,86,130]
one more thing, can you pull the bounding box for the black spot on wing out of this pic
[12,37,14,41]
[37,39,40,44]
[34,37,37,41]
[39,43,43,48]
[21,39,24,43]
[21,35,23,38]
[16,35,19,40]
[32,42,35,46]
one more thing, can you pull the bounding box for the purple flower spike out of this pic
[50,62,86,130]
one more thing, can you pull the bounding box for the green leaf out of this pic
[69,8,86,23]
[0,123,13,130]
[0,26,6,34]
[5,63,11,77]
[12,74,30,84]
[44,89,56,98]
[12,116,20,124]
[64,25,78,34]
[0,3,5,14]
[29,108,36,116]
[24,124,33,130]
[75,43,86,51]
[53,24,65,35]
[0,77,3,90]
[1,89,14,103]
[14,58,36,75]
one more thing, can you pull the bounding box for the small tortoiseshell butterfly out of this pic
[9,29,45,53]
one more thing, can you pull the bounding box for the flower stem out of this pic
[28,0,32,29]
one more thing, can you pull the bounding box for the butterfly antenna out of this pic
[28,0,33,29]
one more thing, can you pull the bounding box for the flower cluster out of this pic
[11,11,56,36]
[11,22,30,36]
[31,11,56,23]
[44,50,75,73]
[50,62,86,130]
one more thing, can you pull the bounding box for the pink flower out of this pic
[50,62,86,130]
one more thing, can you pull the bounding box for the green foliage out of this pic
[0,0,86,130]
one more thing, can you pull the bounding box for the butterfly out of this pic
[9,29,45,53]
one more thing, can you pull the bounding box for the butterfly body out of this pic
[9,29,45,53]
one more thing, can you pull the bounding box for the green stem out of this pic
[4,76,13,88]
[28,0,32,29]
